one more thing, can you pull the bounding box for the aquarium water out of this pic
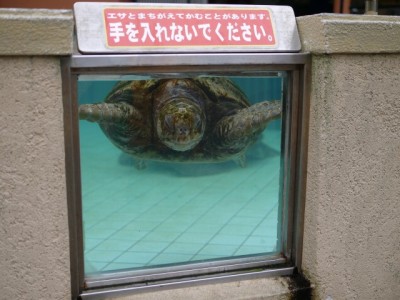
[78,74,285,275]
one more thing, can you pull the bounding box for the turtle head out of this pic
[156,98,205,152]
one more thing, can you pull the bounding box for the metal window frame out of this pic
[61,52,310,300]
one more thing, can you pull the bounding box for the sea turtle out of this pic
[79,77,281,169]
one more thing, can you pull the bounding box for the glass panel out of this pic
[78,73,286,276]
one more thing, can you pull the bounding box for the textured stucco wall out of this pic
[297,14,400,54]
[0,8,73,55]
[303,54,400,300]
[2,8,400,300]
[298,14,400,300]
[0,9,73,300]
[0,57,71,299]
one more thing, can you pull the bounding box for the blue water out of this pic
[78,75,284,275]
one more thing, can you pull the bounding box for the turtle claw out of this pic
[234,155,247,168]
[134,159,147,170]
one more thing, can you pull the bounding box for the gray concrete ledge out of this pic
[107,277,304,300]
[297,13,400,54]
[0,8,74,55]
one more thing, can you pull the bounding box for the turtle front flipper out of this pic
[79,102,150,170]
[79,103,141,124]
[213,100,282,159]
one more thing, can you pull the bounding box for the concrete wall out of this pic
[297,14,400,300]
[1,8,399,300]
[0,56,71,299]
[0,9,73,300]
[0,8,296,300]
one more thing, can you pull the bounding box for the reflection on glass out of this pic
[78,74,285,275]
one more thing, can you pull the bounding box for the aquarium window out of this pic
[62,53,309,299]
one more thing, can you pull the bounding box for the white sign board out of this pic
[74,2,301,53]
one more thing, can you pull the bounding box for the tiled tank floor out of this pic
[80,121,282,275]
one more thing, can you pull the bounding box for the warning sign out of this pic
[103,7,276,49]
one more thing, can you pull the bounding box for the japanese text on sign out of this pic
[103,7,276,48]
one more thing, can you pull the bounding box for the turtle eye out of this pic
[164,115,175,131]
[194,115,202,131]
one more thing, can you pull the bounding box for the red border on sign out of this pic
[103,7,277,49]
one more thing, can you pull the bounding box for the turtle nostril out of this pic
[178,126,188,136]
